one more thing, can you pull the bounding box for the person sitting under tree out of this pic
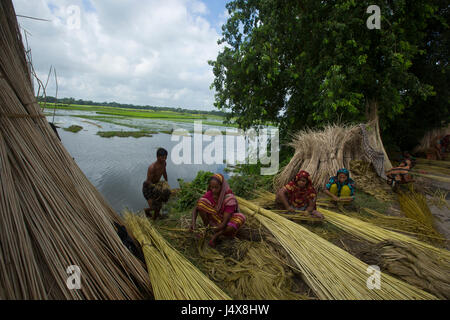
[142,148,171,220]
[385,151,415,188]
[276,170,324,219]
[324,168,356,202]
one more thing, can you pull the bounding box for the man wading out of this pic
[142,148,171,220]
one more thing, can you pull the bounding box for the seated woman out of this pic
[190,173,246,248]
[324,168,355,201]
[386,152,415,187]
[276,170,324,219]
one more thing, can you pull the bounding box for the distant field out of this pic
[40,102,224,120]
[41,102,238,128]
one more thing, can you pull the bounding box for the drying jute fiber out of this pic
[361,240,450,300]
[320,208,450,261]
[237,197,437,300]
[0,0,152,299]
[397,188,444,243]
[195,237,309,300]
[124,212,231,300]
[273,123,392,192]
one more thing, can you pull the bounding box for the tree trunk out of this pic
[366,100,392,171]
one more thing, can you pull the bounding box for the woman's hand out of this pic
[288,206,297,214]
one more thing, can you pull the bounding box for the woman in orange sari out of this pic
[190,173,246,248]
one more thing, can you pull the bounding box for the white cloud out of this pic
[12,0,221,110]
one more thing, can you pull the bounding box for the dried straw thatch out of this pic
[413,125,450,154]
[237,197,437,300]
[0,1,151,299]
[274,123,392,191]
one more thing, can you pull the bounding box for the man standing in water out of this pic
[142,148,171,220]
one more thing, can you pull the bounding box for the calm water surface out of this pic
[51,112,235,213]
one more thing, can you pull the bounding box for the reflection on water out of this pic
[55,116,231,213]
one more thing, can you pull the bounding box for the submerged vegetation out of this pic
[63,125,83,133]
[97,130,156,138]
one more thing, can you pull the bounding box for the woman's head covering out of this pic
[295,170,313,186]
[337,168,350,180]
[208,173,236,212]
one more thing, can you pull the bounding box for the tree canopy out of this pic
[209,0,449,150]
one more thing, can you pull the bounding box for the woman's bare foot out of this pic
[311,210,324,219]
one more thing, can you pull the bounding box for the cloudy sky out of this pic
[12,0,230,111]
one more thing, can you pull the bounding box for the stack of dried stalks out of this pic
[124,212,231,300]
[196,238,309,300]
[368,240,450,299]
[320,208,450,261]
[350,160,394,202]
[237,197,437,300]
[0,1,151,299]
[274,123,391,191]
[362,208,446,245]
[413,125,450,154]
[397,188,444,243]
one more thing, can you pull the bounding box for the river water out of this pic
[49,111,241,213]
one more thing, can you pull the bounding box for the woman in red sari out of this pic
[276,170,324,219]
[190,173,246,248]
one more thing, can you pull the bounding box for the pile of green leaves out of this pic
[175,171,214,211]
[228,174,273,199]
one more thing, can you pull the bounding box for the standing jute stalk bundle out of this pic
[236,197,437,300]
[413,125,450,154]
[274,123,391,191]
[124,212,231,300]
[0,1,152,299]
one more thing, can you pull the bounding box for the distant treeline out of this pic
[38,96,228,117]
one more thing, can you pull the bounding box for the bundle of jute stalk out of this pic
[397,189,444,242]
[237,197,437,300]
[370,240,450,300]
[124,212,231,300]
[274,123,391,191]
[195,238,309,300]
[320,208,450,261]
[413,125,450,154]
[362,208,446,244]
[0,1,151,299]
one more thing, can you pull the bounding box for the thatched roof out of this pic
[0,0,151,299]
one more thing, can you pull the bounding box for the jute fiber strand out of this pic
[369,241,450,300]
[124,212,231,300]
[274,123,391,192]
[0,1,151,299]
[320,208,450,261]
[237,197,437,300]
[413,125,450,154]
[195,238,308,300]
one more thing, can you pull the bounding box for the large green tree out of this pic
[210,0,447,148]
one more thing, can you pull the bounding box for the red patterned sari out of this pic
[197,174,246,236]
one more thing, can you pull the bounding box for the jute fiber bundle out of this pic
[196,238,308,300]
[397,189,444,242]
[0,1,151,299]
[321,209,450,261]
[368,240,450,300]
[274,123,391,192]
[413,125,450,154]
[124,212,231,300]
[237,197,437,300]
